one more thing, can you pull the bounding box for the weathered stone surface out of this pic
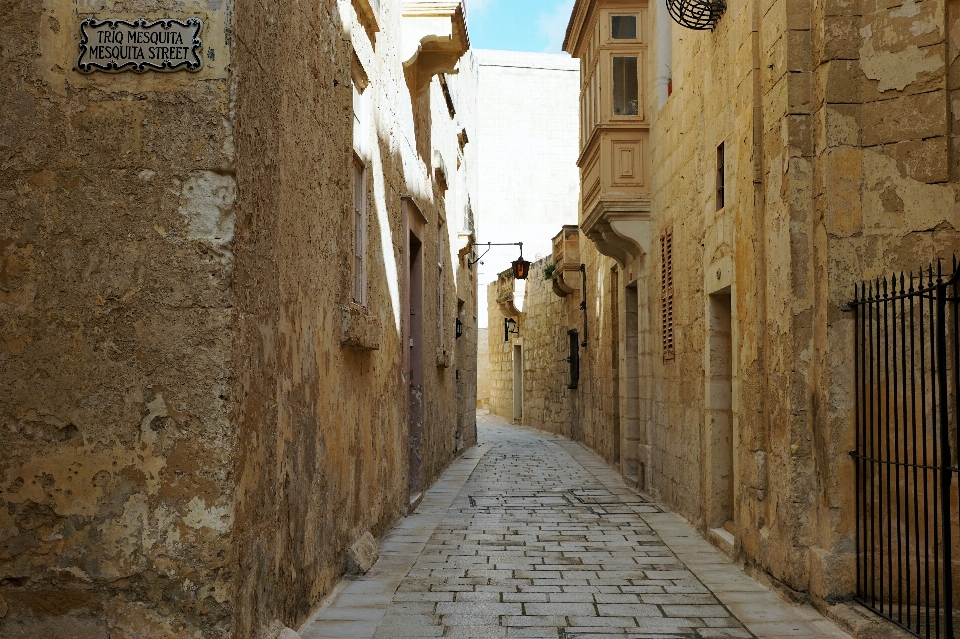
[262,620,302,639]
[2,0,477,638]
[341,304,383,350]
[862,90,948,145]
[824,146,864,236]
[878,135,949,183]
[813,60,862,105]
[347,531,380,575]
[515,0,960,625]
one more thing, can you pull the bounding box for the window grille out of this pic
[716,142,725,211]
[660,227,675,361]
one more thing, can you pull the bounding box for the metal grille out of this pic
[660,227,675,361]
[665,0,725,30]
[850,259,960,639]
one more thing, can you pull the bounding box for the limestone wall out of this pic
[481,245,621,468]
[575,247,622,468]
[231,0,479,632]
[0,0,476,636]
[476,327,491,408]
[485,284,515,421]
[0,0,237,633]
[641,0,960,604]
[514,259,577,438]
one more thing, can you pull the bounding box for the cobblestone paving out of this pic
[300,415,851,639]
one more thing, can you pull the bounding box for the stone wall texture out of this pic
[645,0,960,604]
[484,249,621,468]
[481,0,960,618]
[0,0,476,636]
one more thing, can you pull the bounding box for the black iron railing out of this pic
[850,258,960,639]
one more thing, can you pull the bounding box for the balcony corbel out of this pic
[401,1,470,93]
[351,0,381,35]
[551,225,581,297]
[496,268,522,318]
[581,197,651,267]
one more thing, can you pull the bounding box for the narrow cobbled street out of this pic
[300,415,851,639]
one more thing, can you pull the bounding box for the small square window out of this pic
[612,15,637,39]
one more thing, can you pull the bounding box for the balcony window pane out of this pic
[611,15,637,39]
[613,56,639,116]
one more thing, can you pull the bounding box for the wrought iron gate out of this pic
[851,259,960,639]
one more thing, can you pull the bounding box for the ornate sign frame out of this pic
[77,18,203,73]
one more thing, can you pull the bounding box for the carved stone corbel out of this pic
[551,225,581,297]
[496,268,521,317]
[581,197,651,267]
[401,1,470,93]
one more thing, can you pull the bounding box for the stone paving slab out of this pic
[299,414,852,639]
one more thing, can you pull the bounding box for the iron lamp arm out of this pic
[467,242,524,270]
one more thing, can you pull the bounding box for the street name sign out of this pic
[78,18,203,73]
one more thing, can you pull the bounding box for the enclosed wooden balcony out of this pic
[564,0,651,266]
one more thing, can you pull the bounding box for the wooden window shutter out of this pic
[660,226,675,361]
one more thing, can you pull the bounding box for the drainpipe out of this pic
[579,264,587,347]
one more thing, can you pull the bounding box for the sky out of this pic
[466,0,576,54]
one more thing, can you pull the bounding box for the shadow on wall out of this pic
[231,22,468,639]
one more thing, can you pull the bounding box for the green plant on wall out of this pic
[543,263,556,280]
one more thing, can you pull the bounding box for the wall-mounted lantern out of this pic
[512,254,530,280]
[504,317,519,342]
[455,318,463,339]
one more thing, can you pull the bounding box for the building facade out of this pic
[0,0,476,637]
[483,228,627,477]
[466,50,585,419]
[486,0,960,629]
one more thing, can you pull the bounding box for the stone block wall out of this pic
[512,259,577,438]
[640,0,960,606]
[1,0,237,633]
[485,284,516,421]
[481,245,621,468]
[575,247,623,468]
[0,0,476,636]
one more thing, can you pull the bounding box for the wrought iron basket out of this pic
[666,0,726,30]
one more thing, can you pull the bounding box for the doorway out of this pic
[624,282,641,480]
[611,267,621,468]
[512,344,523,421]
[706,289,734,535]
[404,199,425,504]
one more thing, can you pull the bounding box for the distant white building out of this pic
[463,49,580,326]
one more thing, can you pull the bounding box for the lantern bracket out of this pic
[467,242,524,270]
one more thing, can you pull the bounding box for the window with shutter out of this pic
[660,226,675,361]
